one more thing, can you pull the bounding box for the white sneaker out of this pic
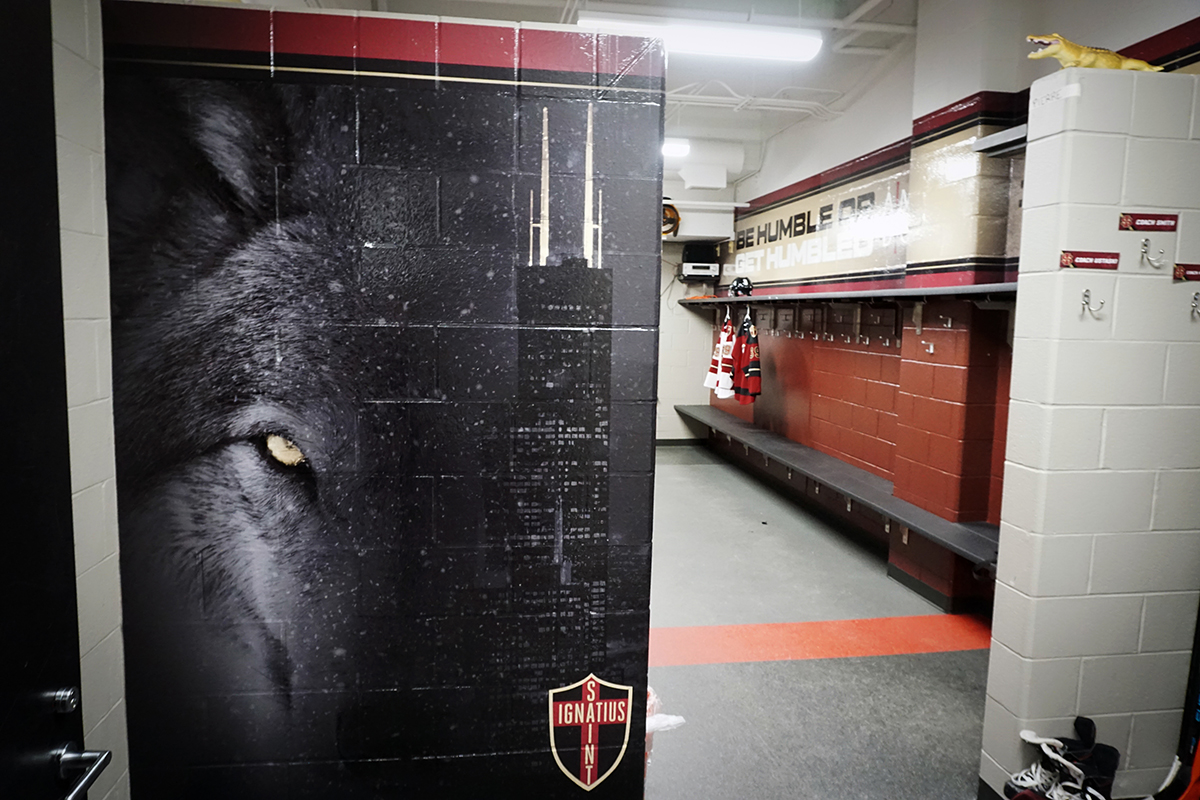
[1045,780,1107,800]
[1004,732,1085,798]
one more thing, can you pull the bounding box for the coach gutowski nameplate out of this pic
[549,674,633,790]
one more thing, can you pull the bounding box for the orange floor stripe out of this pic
[648,614,992,668]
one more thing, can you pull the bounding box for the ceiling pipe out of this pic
[834,38,893,56]
[840,0,890,27]
[668,81,842,120]
[668,94,842,117]
[828,0,898,54]
[831,27,891,57]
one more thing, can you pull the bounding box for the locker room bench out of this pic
[675,404,999,613]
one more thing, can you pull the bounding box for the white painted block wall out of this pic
[656,241,717,440]
[982,68,1200,799]
[51,1,130,798]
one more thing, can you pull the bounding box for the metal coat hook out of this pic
[1141,238,1168,269]
[922,341,934,354]
[1081,289,1105,315]
[1192,292,1199,319]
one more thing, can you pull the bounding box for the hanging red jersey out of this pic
[732,317,761,405]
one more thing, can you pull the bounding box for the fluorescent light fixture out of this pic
[577,11,822,63]
[662,138,691,158]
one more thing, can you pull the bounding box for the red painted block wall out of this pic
[988,341,1013,526]
[892,300,1009,522]
[711,317,902,483]
[707,298,1012,525]
[805,339,900,481]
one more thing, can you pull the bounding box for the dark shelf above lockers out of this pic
[678,281,1017,307]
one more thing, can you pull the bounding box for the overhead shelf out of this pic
[678,281,1018,306]
[972,124,1028,157]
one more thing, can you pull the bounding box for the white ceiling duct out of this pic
[664,139,745,190]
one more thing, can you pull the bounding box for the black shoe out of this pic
[1004,717,1101,799]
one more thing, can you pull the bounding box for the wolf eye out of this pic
[265,434,306,466]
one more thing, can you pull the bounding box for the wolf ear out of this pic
[179,82,283,220]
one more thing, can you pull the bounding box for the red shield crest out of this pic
[548,674,633,791]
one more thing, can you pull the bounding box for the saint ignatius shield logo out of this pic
[548,674,633,790]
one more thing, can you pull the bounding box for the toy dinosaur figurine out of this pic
[1027,34,1163,71]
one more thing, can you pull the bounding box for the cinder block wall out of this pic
[51,1,129,798]
[981,68,1200,799]
[657,241,712,441]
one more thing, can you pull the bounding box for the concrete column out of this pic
[51,0,129,798]
[981,67,1200,799]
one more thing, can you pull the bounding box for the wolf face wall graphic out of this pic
[102,3,663,796]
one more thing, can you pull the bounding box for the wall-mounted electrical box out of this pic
[681,242,720,282]
[681,262,720,281]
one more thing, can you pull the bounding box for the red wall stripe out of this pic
[648,614,991,667]
[103,1,659,76]
[902,269,1011,289]
[357,15,438,64]
[274,10,357,60]
[440,22,516,72]
[1121,14,1200,63]
[910,90,1026,139]
[519,28,596,75]
[717,276,905,297]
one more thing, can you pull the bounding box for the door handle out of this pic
[55,746,112,800]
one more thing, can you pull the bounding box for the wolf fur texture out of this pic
[107,76,412,777]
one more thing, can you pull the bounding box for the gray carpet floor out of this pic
[645,445,989,800]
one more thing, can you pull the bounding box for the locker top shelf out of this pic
[678,281,1018,306]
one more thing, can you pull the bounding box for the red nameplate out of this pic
[1174,264,1200,282]
[1119,213,1178,232]
[1060,251,1119,270]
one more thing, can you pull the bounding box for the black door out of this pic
[0,2,91,798]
